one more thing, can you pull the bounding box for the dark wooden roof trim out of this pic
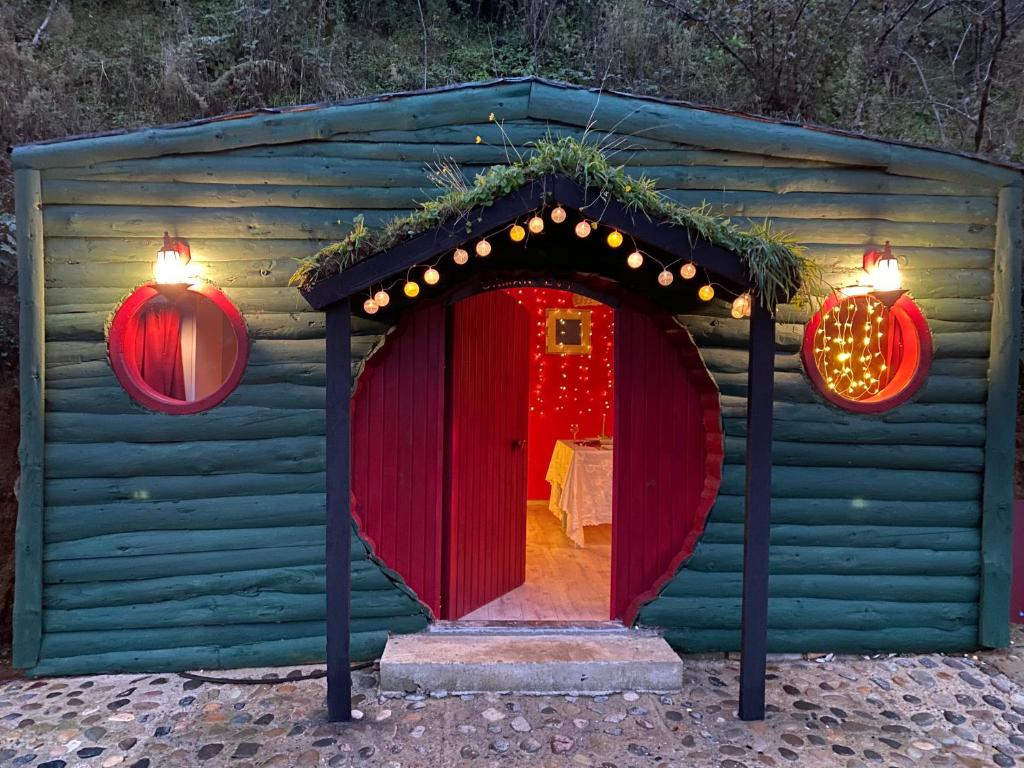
[301,175,752,310]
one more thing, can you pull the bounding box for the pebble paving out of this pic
[5,636,1024,767]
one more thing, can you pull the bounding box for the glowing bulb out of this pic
[453,248,469,265]
[606,230,623,248]
[680,262,697,280]
[550,206,567,224]
[731,304,745,319]
[424,266,440,285]
[528,216,544,234]
[510,224,526,242]
[657,270,674,286]
[574,221,592,238]
[476,239,492,257]
[403,280,420,298]
[363,298,379,315]
[154,233,194,284]
[698,284,715,301]
[626,251,644,269]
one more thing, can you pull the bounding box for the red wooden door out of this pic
[611,303,723,622]
[445,291,531,619]
[351,303,447,615]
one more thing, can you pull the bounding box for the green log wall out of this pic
[12,78,1021,674]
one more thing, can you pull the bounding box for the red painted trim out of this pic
[801,291,932,414]
[108,282,249,415]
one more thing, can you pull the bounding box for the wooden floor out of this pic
[462,501,612,621]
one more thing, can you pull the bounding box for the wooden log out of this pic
[46,525,329,561]
[45,471,326,507]
[718,396,986,425]
[13,167,45,668]
[45,435,325,479]
[641,596,976,631]
[979,184,1023,648]
[711,370,986,404]
[46,408,327,445]
[723,417,986,447]
[43,205,396,240]
[46,565,330,608]
[45,492,327,541]
[46,338,326,367]
[683,542,980,575]
[47,286,316,313]
[659,572,979,603]
[707,496,980,528]
[44,589,422,632]
[40,620,328,658]
[45,383,328,413]
[42,179,429,209]
[45,236,335,264]
[46,360,330,389]
[719,465,981,501]
[660,625,976,654]
[527,82,1018,187]
[13,80,533,168]
[775,297,993,324]
[44,544,333,584]
[787,245,994,271]
[722,437,984,472]
[700,522,980,551]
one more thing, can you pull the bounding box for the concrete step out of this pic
[379,632,684,695]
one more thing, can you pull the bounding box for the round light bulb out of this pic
[626,251,644,269]
[374,289,390,307]
[363,298,379,315]
[680,262,697,280]
[423,266,440,285]
[453,248,469,265]
[550,206,567,224]
[657,270,674,286]
[510,224,526,242]
[606,230,623,248]
[698,284,715,301]
[574,221,592,238]
[403,280,420,298]
[528,216,544,234]
[475,239,492,257]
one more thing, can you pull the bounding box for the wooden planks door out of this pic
[611,303,721,623]
[350,303,447,616]
[444,291,531,619]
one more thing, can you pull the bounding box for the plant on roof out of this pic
[291,132,819,308]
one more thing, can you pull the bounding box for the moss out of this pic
[292,134,819,308]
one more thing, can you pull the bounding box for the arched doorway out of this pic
[349,276,722,625]
[306,175,786,723]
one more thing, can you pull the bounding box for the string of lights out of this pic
[358,204,755,318]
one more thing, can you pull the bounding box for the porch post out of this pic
[738,299,776,721]
[325,299,352,722]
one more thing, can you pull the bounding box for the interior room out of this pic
[462,288,615,622]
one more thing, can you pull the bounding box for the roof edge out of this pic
[10,76,1022,184]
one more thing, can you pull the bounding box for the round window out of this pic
[801,291,932,414]
[109,284,249,414]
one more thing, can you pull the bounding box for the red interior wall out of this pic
[503,289,614,500]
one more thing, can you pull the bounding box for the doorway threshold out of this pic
[429,619,636,635]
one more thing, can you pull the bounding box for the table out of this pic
[545,439,613,547]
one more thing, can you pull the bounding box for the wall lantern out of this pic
[800,241,931,414]
[154,232,194,285]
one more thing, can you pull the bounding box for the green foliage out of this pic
[292,133,816,310]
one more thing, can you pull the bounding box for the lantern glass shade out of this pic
[873,256,901,291]
[154,235,193,284]
[108,284,248,415]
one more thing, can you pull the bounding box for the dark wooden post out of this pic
[325,300,352,722]
[738,299,776,721]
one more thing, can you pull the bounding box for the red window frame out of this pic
[801,291,932,414]
[108,283,249,415]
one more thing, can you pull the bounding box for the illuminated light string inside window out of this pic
[813,293,895,400]
[359,205,755,315]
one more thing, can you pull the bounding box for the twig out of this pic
[902,49,947,144]
[31,0,58,48]
[415,0,428,89]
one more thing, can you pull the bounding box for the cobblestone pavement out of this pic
[6,634,1024,767]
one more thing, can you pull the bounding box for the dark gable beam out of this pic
[301,175,756,311]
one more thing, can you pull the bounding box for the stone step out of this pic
[379,632,684,695]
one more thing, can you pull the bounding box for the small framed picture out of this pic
[546,308,592,356]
